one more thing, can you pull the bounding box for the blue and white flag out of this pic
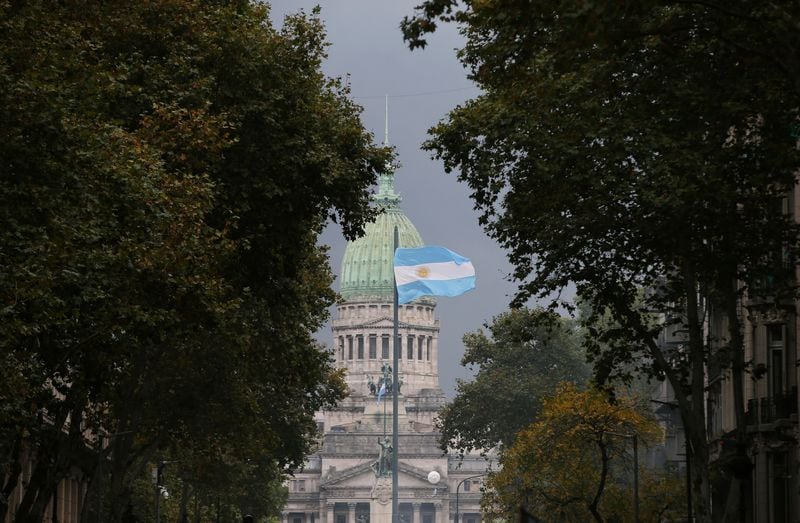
[376,382,386,405]
[393,246,476,304]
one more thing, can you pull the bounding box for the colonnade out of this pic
[282,500,449,523]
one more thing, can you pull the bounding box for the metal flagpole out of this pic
[392,226,400,523]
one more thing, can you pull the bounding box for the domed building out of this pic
[281,167,488,523]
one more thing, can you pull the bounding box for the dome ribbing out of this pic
[339,170,424,302]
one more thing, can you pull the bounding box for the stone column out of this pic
[281,512,288,523]
[348,503,356,523]
[307,511,315,523]
[412,503,422,523]
[433,502,443,523]
[327,502,335,523]
[439,499,450,523]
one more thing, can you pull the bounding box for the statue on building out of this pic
[370,436,393,477]
[369,363,398,398]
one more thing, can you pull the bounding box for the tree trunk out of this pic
[107,352,151,523]
[720,274,752,523]
[178,481,191,523]
[13,402,72,522]
[626,258,713,522]
[587,440,608,523]
[0,436,23,520]
[682,258,712,522]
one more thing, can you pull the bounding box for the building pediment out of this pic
[321,461,447,492]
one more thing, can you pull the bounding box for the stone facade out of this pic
[282,296,487,523]
[283,169,488,523]
[705,182,800,522]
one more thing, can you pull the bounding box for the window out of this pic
[339,336,344,359]
[397,335,402,359]
[347,336,353,360]
[426,337,431,360]
[407,336,414,359]
[463,480,471,492]
[768,324,785,397]
[297,479,305,492]
[357,336,364,359]
[382,336,390,359]
[369,335,377,359]
[336,516,345,523]
[418,341,423,361]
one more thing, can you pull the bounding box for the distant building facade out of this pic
[282,169,488,523]
[3,444,85,522]
[706,185,800,522]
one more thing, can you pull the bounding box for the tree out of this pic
[437,308,589,455]
[0,1,386,520]
[402,2,800,519]
[485,383,681,523]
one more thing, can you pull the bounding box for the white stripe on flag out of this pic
[394,261,475,286]
[376,383,386,405]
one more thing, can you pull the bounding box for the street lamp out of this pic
[154,460,180,523]
[650,398,692,522]
[455,474,486,523]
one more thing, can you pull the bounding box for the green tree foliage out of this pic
[437,308,589,455]
[485,383,682,523]
[402,2,800,519]
[0,1,386,520]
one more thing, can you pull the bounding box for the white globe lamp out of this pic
[427,470,441,485]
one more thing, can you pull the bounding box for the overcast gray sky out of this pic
[269,1,520,397]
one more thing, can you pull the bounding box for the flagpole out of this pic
[392,226,400,523]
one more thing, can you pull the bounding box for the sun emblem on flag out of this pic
[416,266,430,278]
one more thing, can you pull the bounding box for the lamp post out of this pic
[651,398,692,522]
[154,460,180,523]
[155,461,166,523]
[455,474,486,523]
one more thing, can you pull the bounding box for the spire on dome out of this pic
[375,94,401,208]
[384,94,389,146]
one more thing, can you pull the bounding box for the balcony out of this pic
[746,388,798,426]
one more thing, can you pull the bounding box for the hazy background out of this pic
[269,1,520,397]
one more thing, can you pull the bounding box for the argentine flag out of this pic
[393,246,476,304]
[376,382,386,405]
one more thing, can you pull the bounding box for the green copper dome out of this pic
[339,169,424,302]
